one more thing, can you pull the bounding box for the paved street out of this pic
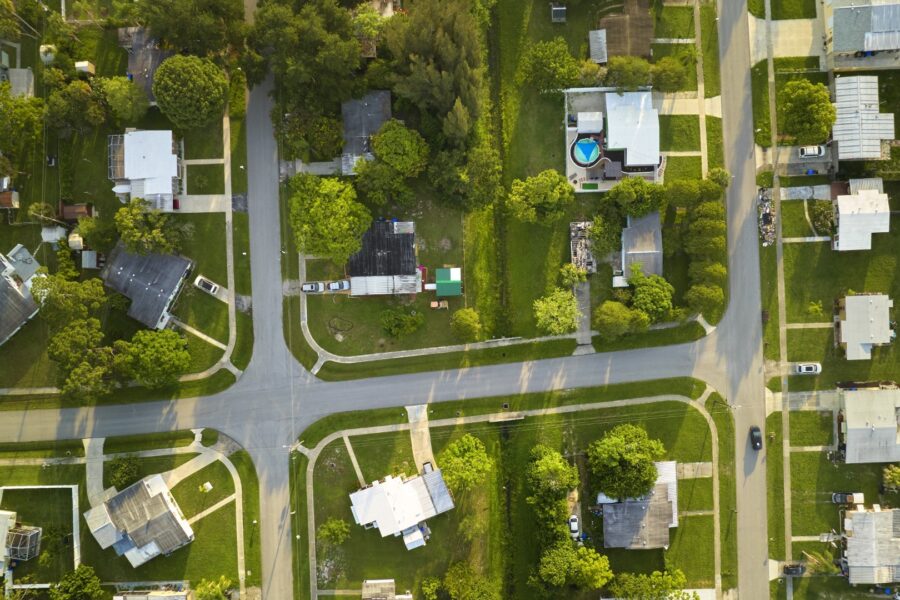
[0,2,770,597]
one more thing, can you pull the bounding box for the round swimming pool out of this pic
[571,138,601,167]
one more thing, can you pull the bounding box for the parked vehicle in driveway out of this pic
[194,275,219,296]
[327,280,351,292]
[798,145,825,158]
[749,426,763,451]
[783,563,805,576]
[794,362,822,375]
[301,282,325,293]
[832,492,864,504]
[568,515,580,540]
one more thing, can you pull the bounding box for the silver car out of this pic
[794,363,821,375]
[301,282,325,293]
[327,280,351,292]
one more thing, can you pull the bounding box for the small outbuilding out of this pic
[551,3,567,23]
[361,579,413,600]
[837,294,894,360]
[588,30,608,64]
[435,268,462,297]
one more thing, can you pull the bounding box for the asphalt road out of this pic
[0,6,770,597]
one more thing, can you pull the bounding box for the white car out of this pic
[798,145,825,158]
[194,275,219,296]
[568,515,580,540]
[301,282,325,293]
[327,280,351,292]
[794,362,822,375]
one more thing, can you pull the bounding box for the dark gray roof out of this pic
[623,212,663,278]
[348,221,416,277]
[342,91,392,157]
[834,5,875,52]
[102,242,191,328]
[106,477,192,556]
[0,277,38,345]
[118,27,173,103]
[602,483,673,549]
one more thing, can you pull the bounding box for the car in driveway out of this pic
[783,563,805,576]
[794,362,822,375]
[301,282,325,293]
[194,275,219,296]
[749,426,763,451]
[327,280,351,292]
[798,145,825,158]
[832,492,864,504]
[568,515,580,540]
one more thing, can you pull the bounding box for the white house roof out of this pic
[604,92,660,167]
[577,111,604,134]
[0,509,15,570]
[833,76,896,160]
[844,507,900,584]
[122,130,178,196]
[843,388,900,464]
[588,30,608,64]
[840,294,894,360]
[835,188,890,251]
[850,177,885,195]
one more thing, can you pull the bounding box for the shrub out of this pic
[380,308,425,337]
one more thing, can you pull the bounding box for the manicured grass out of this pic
[186,163,226,195]
[315,339,578,381]
[171,459,235,519]
[283,296,319,372]
[772,576,884,599]
[706,116,724,170]
[0,439,84,458]
[651,44,698,92]
[789,411,834,447]
[706,393,737,590]
[201,429,219,447]
[233,212,252,296]
[659,115,701,151]
[790,452,882,535]
[348,432,415,483]
[102,454,198,489]
[766,412,785,561]
[760,244,780,361]
[653,5,695,38]
[668,515,716,587]
[700,6,720,98]
[290,453,311,600]
[665,156,703,181]
[752,58,827,147]
[229,449,262,587]
[232,311,254,371]
[0,317,58,388]
[185,329,225,373]
[780,201,814,237]
[678,476,714,511]
[592,321,706,352]
[183,119,224,160]
[103,430,195,454]
[786,327,900,391]
[230,116,248,195]
[771,0,817,19]
[0,488,73,582]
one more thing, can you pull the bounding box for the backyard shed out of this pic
[435,268,462,297]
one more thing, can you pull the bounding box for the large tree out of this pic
[517,37,579,93]
[0,81,44,168]
[537,542,613,590]
[593,300,649,342]
[31,275,107,330]
[607,177,665,218]
[651,56,688,92]
[45,80,106,131]
[450,308,482,342]
[442,563,499,600]
[508,169,574,223]
[609,569,699,600]
[114,198,183,255]
[589,214,622,259]
[778,79,836,145]
[138,0,244,56]
[628,266,674,322]
[50,565,105,600]
[533,288,580,335]
[605,56,652,91]
[288,174,371,264]
[116,329,191,388]
[153,55,228,130]
[47,318,104,373]
[439,433,493,494]
[587,424,666,500]
[372,119,430,178]
[526,444,579,508]
[97,76,148,125]
[685,283,725,318]
[354,159,415,207]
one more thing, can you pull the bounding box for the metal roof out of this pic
[843,388,900,463]
[589,30,608,64]
[435,268,462,297]
[833,76,896,160]
[348,221,417,278]
[849,177,886,194]
[342,91,392,159]
[605,92,660,167]
[600,461,678,549]
[422,469,455,514]
[121,130,179,197]
[0,263,39,347]
[622,212,663,278]
[845,508,900,584]
[835,188,890,251]
[840,294,894,360]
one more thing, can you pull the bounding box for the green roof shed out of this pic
[435,267,462,297]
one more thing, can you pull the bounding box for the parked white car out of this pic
[798,145,825,158]
[301,282,325,293]
[327,280,351,292]
[194,275,219,296]
[568,515,580,540]
[794,362,822,375]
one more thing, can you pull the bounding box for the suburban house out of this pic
[840,388,900,464]
[825,0,900,71]
[837,294,895,360]
[84,474,194,568]
[349,468,454,550]
[348,220,421,296]
[833,178,890,251]
[588,30,608,64]
[341,90,392,175]
[833,76,896,161]
[108,129,183,211]
[842,504,900,584]
[613,212,663,287]
[101,242,192,329]
[598,461,678,549]
[0,510,42,572]
[117,27,173,105]
[361,580,413,600]
[0,245,41,347]
[563,88,662,192]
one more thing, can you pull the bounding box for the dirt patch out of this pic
[438,237,453,251]
[598,0,653,58]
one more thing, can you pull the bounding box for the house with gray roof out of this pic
[613,212,663,287]
[826,0,900,70]
[832,76,896,160]
[837,294,894,360]
[117,27,173,105]
[101,242,191,329]
[841,388,900,464]
[843,505,900,584]
[84,474,193,568]
[0,245,40,346]
[341,90,392,175]
[599,461,678,549]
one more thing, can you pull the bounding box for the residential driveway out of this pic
[748,16,823,65]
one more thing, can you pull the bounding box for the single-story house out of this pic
[833,76,896,161]
[605,91,661,175]
[599,461,678,549]
[833,178,890,251]
[613,212,663,287]
[837,294,894,360]
[84,474,193,568]
[826,0,900,70]
[0,245,41,346]
[108,129,182,211]
[843,505,900,584]
[349,220,420,296]
[361,580,413,600]
[350,469,454,550]
[841,388,900,464]
[117,27,173,105]
[341,90,392,175]
[101,242,192,329]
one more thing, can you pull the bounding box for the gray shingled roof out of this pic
[623,212,663,278]
[0,277,38,345]
[342,91,392,158]
[602,483,673,549]
[118,27,173,103]
[101,242,191,329]
[106,478,191,556]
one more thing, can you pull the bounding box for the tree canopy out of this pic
[372,119,430,178]
[45,80,106,131]
[587,424,666,499]
[650,56,688,92]
[533,288,580,335]
[439,433,493,494]
[288,174,371,264]
[116,330,190,388]
[609,569,698,600]
[605,56,652,91]
[537,542,613,590]
[97,76,148,125]
[778,79,836,145]
[607,177,665,217]
[153,55,228,130]
[508,169,574,223]
[518,37,579,93]
[194,576,233,600]
[450,307,482,342]
[0,81,44,168]
[589,214,622,259]
[139,0,244,56]
[354,159,415,207]
[50,565,105,600]
[628,266,674,322]
[115,198,184,255]
[593,300,650,342]
[442,562,500,600]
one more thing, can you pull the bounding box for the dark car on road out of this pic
[749,426,763,451]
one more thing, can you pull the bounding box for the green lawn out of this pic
[0,439,84,458]
[183,119,224,160]
[766,412,785,561]
[752,57,827,146]
[678,477,714,511]
[700,6,720,98]
[231,117,248,195]
[171,459,235,519]
[780,201,814,237]
[592,321,706,353]
[173,288,229,345]
[185,330,225,373]
[651,44,698,92]
[659,115,701,151]
[103,431,195,454]
[653,5,695,38]
[229,449,262,587]
[706,116,724,170]
[665,156,703,181]
[789,411,834,447]
[232,311,254,371]
[186,163,226,195]
[785,327,900,391]
[348,432,415,483]
[706,393,737,590]
[283,296,319,372]
[102,454,198,489]
[0,488,73,582]
[771,575,888,599]
[749,0,816,19]
[233,212,252,296]
[760,244,781,361]
[667,515,716,587]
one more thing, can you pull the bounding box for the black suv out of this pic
[749,426,763,451]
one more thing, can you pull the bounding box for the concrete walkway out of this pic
[161,453,218,489]
[171,318,228,351]
[784,390,840,411]
[188,493,236,525]
[405,405,436,470]
[748,15,822,66]
[342,435,366,487]
[653,94,722,118]
[693,0,708,176]
[83,438,106,507]
[677,462,714,478]
[780,185,831,200]
[784,322,832,330]
[183,158,226,166]
[782,236,830,243]
[301,393,723,600]
[176,195,229,213]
